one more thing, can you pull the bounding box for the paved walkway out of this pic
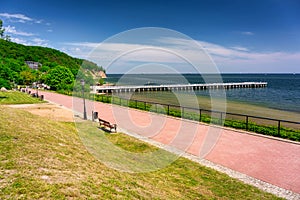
[35,90,300,194]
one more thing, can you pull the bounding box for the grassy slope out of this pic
[0,91,42,105]
[0,106,281,199]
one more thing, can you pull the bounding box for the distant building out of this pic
[25,61,42,70]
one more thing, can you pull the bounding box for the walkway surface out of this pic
[35,90,300,194]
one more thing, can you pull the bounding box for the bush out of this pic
[0,77,11,90]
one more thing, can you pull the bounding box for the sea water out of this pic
[106,74,300,113]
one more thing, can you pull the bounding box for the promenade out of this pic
[34,90,300,196]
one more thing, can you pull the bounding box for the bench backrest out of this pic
[99,118,109,124]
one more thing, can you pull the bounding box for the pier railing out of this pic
[94,94,300,142]
[93,82,268,94]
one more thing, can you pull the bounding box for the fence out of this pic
[95,94,300,141]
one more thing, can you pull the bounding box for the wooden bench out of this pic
[98,118,117,132]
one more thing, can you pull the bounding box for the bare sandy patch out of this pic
[7,103,74,122]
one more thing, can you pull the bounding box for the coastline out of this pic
[106,73,300,116]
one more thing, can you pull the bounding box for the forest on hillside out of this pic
[0,19,104,92]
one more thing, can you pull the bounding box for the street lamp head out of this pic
[80,79,85,86]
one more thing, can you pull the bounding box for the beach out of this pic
[106,73,300,125]
[118,91,300,122]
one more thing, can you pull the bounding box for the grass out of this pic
[0,91,42,105]
[0,105,282,199]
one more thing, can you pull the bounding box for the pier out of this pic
[93,82,267,94]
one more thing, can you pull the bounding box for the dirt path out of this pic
[31,90,300,195]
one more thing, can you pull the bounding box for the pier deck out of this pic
[93,82,267,94]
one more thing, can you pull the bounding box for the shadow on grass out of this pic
[75,120,178,173]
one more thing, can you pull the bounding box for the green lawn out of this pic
[0,105,281,199]
[0,91,42,104]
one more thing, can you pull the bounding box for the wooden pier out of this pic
[92,82,267,94]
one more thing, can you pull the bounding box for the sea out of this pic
[106,73,300,113]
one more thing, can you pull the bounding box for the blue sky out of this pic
[1,0,300,73]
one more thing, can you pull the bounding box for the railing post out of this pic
[119,97,121,105]
[155,103,158,113]
[278,120,281,135]
[135,100,137,108]
[182,107,184,118]
[167,105,170,115]
[220,112,223,125]
[199,109,202,122]
[246,116,249,130]
[144,101,146,110]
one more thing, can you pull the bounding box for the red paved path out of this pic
[36,90,300,194]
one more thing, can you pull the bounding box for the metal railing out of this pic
[95,94,300,141]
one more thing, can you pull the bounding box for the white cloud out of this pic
[61,37,300,73]
[0,13,33,22]
[241,31,254,35]
[31,38,48,46]
[10,37,29,45]
[63,42,187,64]
[230,46,249,52]
[4,25,35,36]
[35,20,43,24]
[10,36,49,47]
[0,13,45,24]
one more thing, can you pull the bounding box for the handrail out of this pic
[95,94,300,141]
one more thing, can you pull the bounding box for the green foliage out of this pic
[45,66,74,91]
[0,39,105,92]
[39,65,50,72]
[0,78,11,89]
[0,19,10,41]
[0,39,104,74]
[81,60,104,72]
[0,19,5,38]
[20,70,35,85]
[98,77,105,85]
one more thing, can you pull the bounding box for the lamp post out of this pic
[36,81,39,97]
[80,79,87,120]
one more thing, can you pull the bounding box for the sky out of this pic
[1,0,300,73]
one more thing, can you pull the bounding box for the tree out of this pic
[45,65,74,91]
[98,77,105,85]
[0,19,10,41]
[0,77,11,89]
[20,70,35,85]
[0,62,14,82]
[0,19,4,38]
